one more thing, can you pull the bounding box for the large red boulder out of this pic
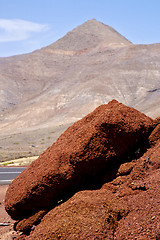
[5,100,153,221]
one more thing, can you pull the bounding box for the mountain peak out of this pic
[47,19,132,51]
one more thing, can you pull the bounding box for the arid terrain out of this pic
[1,19,160,162]
[0,185,16,240]
[0,20,160,239]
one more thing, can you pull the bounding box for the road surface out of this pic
[0,167,26,185]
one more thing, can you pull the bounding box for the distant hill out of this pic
[0,19,160,160]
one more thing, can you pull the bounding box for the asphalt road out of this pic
[0,167,26,185]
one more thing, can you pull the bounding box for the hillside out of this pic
[0,19,160,161]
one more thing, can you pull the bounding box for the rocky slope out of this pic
[1,19,160,161]
[5,101,160,239]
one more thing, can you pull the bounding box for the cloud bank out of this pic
[0,19,49,42]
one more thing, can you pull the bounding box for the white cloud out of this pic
[0,19,49,42]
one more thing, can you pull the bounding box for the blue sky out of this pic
[0,0,160,57]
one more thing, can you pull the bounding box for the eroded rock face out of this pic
[5,100,153,222]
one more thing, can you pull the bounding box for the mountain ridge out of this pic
[0,20,160,161]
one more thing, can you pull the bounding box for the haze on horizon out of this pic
[0,0,160,57]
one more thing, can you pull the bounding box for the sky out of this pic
[0,0,160,57]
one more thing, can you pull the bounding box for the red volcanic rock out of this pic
[16,210,47,235]
[149,124,160,146]
[26,189,129,240]
[145,141,160,170]
[5,100,153,222]
[152,116,160,128]
[27,143,160,239]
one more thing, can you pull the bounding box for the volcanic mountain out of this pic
[0,19,160,160]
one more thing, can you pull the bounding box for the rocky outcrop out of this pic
[5,100,156,238]
[18,143,160,239]
[26,153,160,240]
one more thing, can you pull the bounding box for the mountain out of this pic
[0,19,160,160]
[47,19,132,51]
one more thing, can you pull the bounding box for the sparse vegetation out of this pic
[1,161,14,166]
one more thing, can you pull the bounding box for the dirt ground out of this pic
[0,124,70,163]
[0,185,20,240]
